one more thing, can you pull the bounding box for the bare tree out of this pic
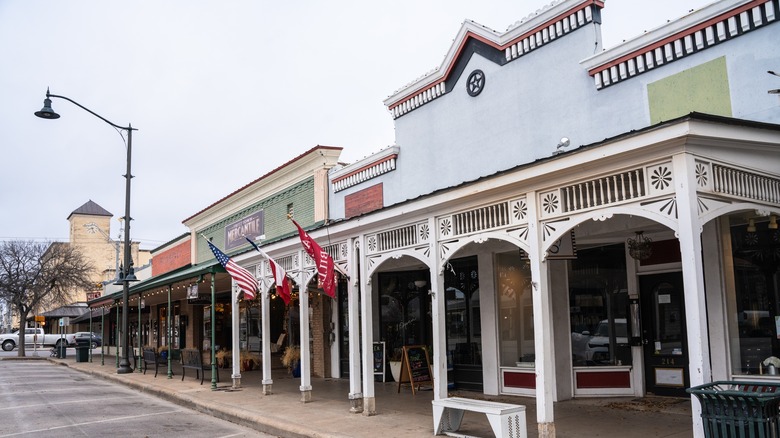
[0,240,94,356]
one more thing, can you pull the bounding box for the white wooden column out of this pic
[673,154,711,438]
[230,282,242,389]
[299,262,312,402]
[527,190,556,438]
[348,237,363,413]
[261,277,273,395]
[360,237,376,415]
[431,217,448,401]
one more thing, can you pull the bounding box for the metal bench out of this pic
[432,397,527,438]
[142,348,165,377]
[180,348,217,385]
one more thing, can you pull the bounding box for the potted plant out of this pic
[240,351,260,371]
[389,348,403,382]
[281,345,301,377]
[764,356,780,375]
[215,349,231,369]
[158,345,168,361]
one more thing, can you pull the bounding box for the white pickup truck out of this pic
[0,327,68,351]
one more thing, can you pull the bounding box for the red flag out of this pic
[268,257,292,304]
[245,237,291,305]
[291,219,336,298]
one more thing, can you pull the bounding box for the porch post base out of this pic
[349,393,364,413]
[262,382,273,395]
[231,376,241,389]
[300,388,312,403]
[538,422,556,438]
[362,396,376,416]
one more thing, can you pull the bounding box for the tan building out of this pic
[67,200,150,303]
[35,201,151,332]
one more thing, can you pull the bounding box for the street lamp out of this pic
[35,88,139,374]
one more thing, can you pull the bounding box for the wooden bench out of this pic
[180,348,218,385]
[142,348,165,378]
[432,397,527,438]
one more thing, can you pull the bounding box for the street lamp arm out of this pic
[35,88,137,374]
[44,90,137,132]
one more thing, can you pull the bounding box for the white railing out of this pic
[561,169,646,213]
[453,202,510,235]
[377,224,419,252]
[713,164,780,203]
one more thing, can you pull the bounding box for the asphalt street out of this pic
[0,359,274,437]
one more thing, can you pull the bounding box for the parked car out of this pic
[70,332,102,348]
[0,327,68,351]
[585,319,628,364]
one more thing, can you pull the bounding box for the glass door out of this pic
[640,272,689,397]
[337,279,352,378]
[445,256,482,391]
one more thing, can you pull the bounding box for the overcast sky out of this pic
[0,0,713,249]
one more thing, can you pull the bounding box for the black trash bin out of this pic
[688,381,780,438]
[75,339,90,362]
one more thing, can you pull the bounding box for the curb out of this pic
[60,359,340,438]
[0,356,48,361]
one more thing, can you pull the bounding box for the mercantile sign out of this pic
[225,210,264,250]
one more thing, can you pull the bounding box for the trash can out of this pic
[687,381,780,438]
[56,344,67,359]
[75,339,90,362]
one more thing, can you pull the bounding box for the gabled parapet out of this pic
[383,0,603,119]
[582,0,778,90]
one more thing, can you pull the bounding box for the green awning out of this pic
[88,261,225,307]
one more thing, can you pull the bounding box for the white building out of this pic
[234,1,779,436]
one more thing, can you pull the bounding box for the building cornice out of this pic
[182,145,342,230]
[581,0,777,89]
[330,146,400,192]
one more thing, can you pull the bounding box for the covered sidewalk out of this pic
[49,351,693,438]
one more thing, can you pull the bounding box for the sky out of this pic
[0,0,713,249]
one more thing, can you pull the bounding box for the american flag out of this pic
[207,240,257,300]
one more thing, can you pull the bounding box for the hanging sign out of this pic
[187,284,199,299]
[546,230,577,259]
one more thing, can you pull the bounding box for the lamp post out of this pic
[35,88,138,374]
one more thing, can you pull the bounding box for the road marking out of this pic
[0,409,185,437]
[0,395,144,411]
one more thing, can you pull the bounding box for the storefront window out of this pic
[568,244,631,367]
[729,218,780,375]
[378,270,431,357]
[240,305,261,352]
[496,252,534,367]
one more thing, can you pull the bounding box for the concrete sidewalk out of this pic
[40,352,693,438]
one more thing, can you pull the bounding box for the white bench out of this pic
[432,397,527,438]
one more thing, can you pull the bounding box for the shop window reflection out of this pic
[729,218,780,375]
[568,244,631,367]
[496,252,534,367]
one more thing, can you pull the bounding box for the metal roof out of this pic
[67,200,113,220]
